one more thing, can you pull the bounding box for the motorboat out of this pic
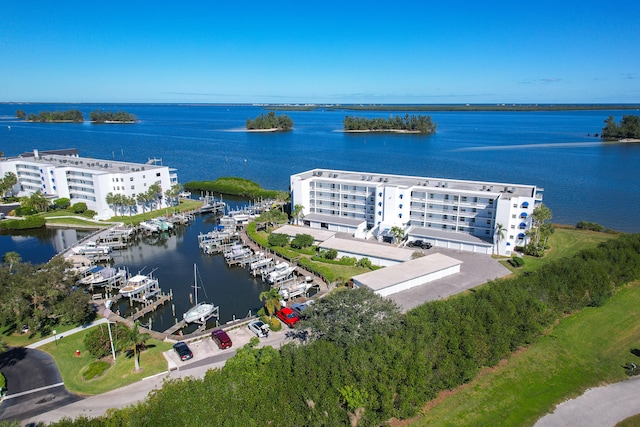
[266,262,296,284]
[120,271,158,297]
[77,266,127,287]
[183,264,216,324]
[71,241,111,256]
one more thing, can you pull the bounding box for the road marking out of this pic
[3,382,64,400]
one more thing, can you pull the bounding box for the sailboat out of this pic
[183,263,216,324]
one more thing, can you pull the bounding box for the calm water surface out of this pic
[2,104,639,330]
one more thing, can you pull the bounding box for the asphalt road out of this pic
[0,347,81,423]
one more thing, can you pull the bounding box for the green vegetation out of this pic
[183,177,289,200]
[0,215,45,230]
[0,257,96,336]
[24,109,84,122]
[601,115,640,140]
[343,114,436,134]
[90,110,137,123]
[414,282,640,426]
[0,171,17,197]
[49,231,640,426]
[245,111,293,131]
[82,361,111,381]
[40,327,171,395]
[0,371,6,392]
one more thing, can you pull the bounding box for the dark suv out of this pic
[211,329,233,349]
[408,240,432,249]
[173,341,193,361]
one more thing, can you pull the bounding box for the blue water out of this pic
[2,104,639,328]
[2,104,638,232]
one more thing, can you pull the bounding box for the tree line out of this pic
[343,113,437,133]
[17,109,84,122]
[49,231,640,426]
[601,115,640,140]
[0,256,96,336]
[15,109,137,124]
[245,111,293,131]
[105,183,183,217]
[89,110,138,123]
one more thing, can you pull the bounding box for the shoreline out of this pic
[343,129,426,134]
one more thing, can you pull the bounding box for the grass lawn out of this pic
[503,227,616,276]
[39,327,173,395]
[1,323,78,348]
[412,282,640,427]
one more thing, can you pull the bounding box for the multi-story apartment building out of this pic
[290,169,543,255]
[0,149,178,220]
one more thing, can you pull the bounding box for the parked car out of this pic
[173,341,193,361]
[276,307,300,328]
[211,329,233,349]
[408,240,432,249]
[290,302,309,318]
[248,320,270,338]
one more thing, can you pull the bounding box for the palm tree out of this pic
[494,223,506,255]
[292,204,305,225]
[126,321,151,372]
[389,226,405,244]
[3,251,21,271]
[531,203,552,246]
[259,288,281,317]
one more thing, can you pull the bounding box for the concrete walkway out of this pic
[535,376,640,427]
[26,318,109,349]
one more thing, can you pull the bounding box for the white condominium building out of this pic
[0,149,178,220]
[290,169,543,255]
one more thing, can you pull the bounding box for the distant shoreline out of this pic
[343,129,422,134]
[245,127,288,132]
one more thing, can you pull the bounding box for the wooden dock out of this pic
[130,291,173,321]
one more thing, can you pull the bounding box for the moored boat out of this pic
[183,264,216,323]
[120,271,158,297]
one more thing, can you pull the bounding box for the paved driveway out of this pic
[389,248,512,312]
[0,347,81,422]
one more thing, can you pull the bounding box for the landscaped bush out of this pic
[0,215,45,230]
[576,220,605,232]
[0,371,6,393]
[268,233,289,247]
[290,233,314,249]
[509,256,525,267]
[71,202,87,214]
[319,248,338,260]
[53,197,71,210]
[13,206,37,216]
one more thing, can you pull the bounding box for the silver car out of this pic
[248,320,270,338]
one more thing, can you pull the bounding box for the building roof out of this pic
[272,224,336,242]
[352,253,463,291]
[407,226,493,246]
[292,168,539,199]
[304,213,366,228]
[8,151,166,174]
[318,236,415,262]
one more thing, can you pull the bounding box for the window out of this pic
[509,235,514,240]
[130,177,133,181]
[510,225,515,229]
[462,196,467,202]
[513,203,517,208]
[512,214,516,218]
[486,220,491,225]
[131,185,135,190]
[489,199,494,204]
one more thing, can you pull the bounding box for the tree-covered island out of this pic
[245,111,293,131]
[343,113,437,134]
[90,110,138,124]
[17,109,84,123]
[601,115,640,140]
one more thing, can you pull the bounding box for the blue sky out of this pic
[1,1,639,103]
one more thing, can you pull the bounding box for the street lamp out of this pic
[52,329,57,346]
[106,322,116,362]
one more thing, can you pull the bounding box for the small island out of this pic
[17,109,84,123]
[90,110,138,124]
[343,114,437,134]
[245,111,293,132]
[601,115,640,141]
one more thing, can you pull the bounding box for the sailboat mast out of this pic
[193,263,198,305]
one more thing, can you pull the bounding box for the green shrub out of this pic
[509,256,525,268]
[356,257,373,269]
[0,371,6,393]
[53,197,71,210]
[71,202,88,214]
[0,216,45,230]
[320,248,338,260]
[13,206,37,216]
[82,361,111,380]
[268,233,289,247]
[290,233,314,249]
[576,220,605,232]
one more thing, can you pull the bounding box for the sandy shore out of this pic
[343,129,424,134]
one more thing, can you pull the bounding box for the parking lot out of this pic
[163,320,291,370]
